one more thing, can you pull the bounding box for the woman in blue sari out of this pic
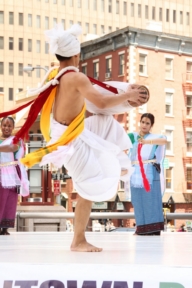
[128,113,167,235]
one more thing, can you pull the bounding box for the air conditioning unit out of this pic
[105,72,111,78]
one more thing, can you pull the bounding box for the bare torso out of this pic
[53,71,84,125]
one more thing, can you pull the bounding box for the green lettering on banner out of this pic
[160,283,185,288]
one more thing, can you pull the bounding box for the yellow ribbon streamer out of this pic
[20,103,86,168]
[20,67,86,168]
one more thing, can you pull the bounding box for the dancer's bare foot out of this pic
[71,240,102,252]
[121,169,128,176]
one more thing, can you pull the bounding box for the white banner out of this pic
[0,263,191,288]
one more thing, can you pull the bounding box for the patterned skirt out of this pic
[131,165,164,235]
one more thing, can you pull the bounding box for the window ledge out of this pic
[165,114,174,118]
[118,74,125,77]
[166,152,174,156]
[165,78,174,81]
[165,189,174,193]
[186,190,192,192]
[139,73,148,78]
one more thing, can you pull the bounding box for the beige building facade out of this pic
[0,0,192,112]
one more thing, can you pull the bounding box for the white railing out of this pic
[16,212,192,232]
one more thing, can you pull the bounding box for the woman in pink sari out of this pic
[0,117,29,235]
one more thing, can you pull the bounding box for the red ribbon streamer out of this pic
[137,143,150,192]
[0,72,119,144]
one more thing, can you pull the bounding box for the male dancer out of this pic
[20,24,149,252]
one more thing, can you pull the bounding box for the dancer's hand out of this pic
[127,84,149,107]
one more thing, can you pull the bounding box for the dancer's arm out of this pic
[138,138,167,145]
[0,143,19,152]
[76,73,147,108]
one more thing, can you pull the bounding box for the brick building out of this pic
[79,26,192,229]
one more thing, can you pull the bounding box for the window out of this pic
[61,0,65,5]
[186,167,192,189]
[93,62,99,79]
[0,11,4,24]
[85,0,89,9]
[77,0,81,8]
[9,88,14,101]
[139,53,147,75]
[166,167,173,190]
[45,42,49,54]
[123,2,127,15]
[159,8,162,21]
[28,14,32,27]
[119,54,125,75]
[106,57,112,77]
[145,5,148,19]
[69,0,73,7]
[36,40,41,53]
[9,37,14,50]
[116,1,119,14]
[93,0,97,10]
[138,4,141,18]
[186,12,190,25]
[19,13,23,25]
[0,36,4,49]
[101,0,105,12]
[101,25,105,34]
[78,21,81,26]
[18,63,23,76]
[28,39,32,52]
[131,3,134,17]
[180,11,183,24]
[9,63,14,75]
[119,181,125,190]
[36,66,41,78]
[152,6,155,20]
[0,62,4,75]
[166,9,169,22]
[173,10,176,23]
[165,129,173,153]
[85,23,89,33]
[69,20,73,26]
[186,131,192,153]
[108,0,112,13]
[61,19,65,29]
[19,38,23,51]
[53,18,57,26]
[28,64,32,77]
[82,65,87,75]
[53,0,57,3]
[165,58,173,79]
[186,94,192,117]
[9,12,14,25]
[45,16,49,29]
[93,24,97,34]
[36,15,41,28]
[0,87,4,92]
[165,92,173,115]
[187,62,192,74]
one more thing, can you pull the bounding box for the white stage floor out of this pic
[0,232,191,288]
